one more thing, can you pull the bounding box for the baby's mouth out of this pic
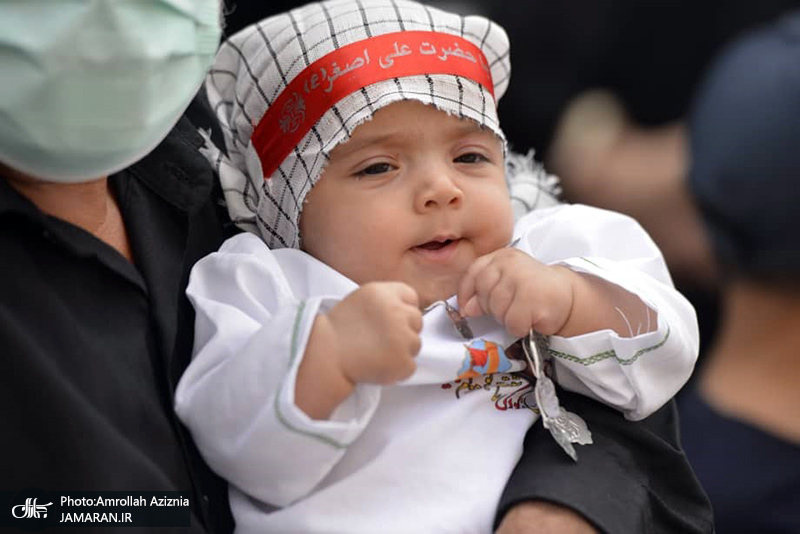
[416,238,457,251]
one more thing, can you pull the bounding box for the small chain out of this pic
[423,300,474,340]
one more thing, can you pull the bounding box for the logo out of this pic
[12,498,52,519]
[278,92,306,134]
[4,489,58,531]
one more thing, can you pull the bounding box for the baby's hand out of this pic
[457,249,576,338]
[326,282,422,385]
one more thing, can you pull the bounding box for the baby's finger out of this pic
[406,307,423,334]
[389,281,419,308]
[487,278,515,324]
[472,263,503,318]
[462,295,481,318]
[503,294,536,338]
[406,331,422,357]
[457,253,496,312]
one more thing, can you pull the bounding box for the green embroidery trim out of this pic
[289,301,307,367]
[274,301,348,449]
[548,326,671,366]
[578,257,604,270]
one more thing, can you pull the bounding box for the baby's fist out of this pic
[458,249,575,338]
[327,282,423,385]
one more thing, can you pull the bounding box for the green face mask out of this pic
[0,0,222,182]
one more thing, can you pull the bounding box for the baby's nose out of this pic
[416,172,464,211]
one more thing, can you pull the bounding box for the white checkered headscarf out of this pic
[205,0,512,248]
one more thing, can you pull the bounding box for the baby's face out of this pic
[300,100,513,308]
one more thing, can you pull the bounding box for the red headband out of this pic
[251,31,495,180]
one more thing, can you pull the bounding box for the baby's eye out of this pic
[355,162,395,176]
[454,152,489,164]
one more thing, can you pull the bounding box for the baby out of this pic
[176,1,699,532]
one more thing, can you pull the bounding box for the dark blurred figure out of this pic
[221,0,489,34]
[678,11,800,533]
[488,0,798,153]
[222,1,302,35]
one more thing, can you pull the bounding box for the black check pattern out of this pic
[205,0,511,248]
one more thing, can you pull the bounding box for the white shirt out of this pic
[175,204,699,533]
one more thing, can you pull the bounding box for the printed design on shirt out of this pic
[548,326,671,366]
[442,373,537,411]
[442,339,537,411]
[456,339,515,380]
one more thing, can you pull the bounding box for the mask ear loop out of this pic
[522,330,593,461]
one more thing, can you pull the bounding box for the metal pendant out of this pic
[523,331,593,461]
[424,300,474,340]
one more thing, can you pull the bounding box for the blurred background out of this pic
[220,2,800,531]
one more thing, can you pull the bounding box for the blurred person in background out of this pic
[488,0,797,286]
[678,11,800,533]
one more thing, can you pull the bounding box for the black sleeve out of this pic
[497,389,714,534]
